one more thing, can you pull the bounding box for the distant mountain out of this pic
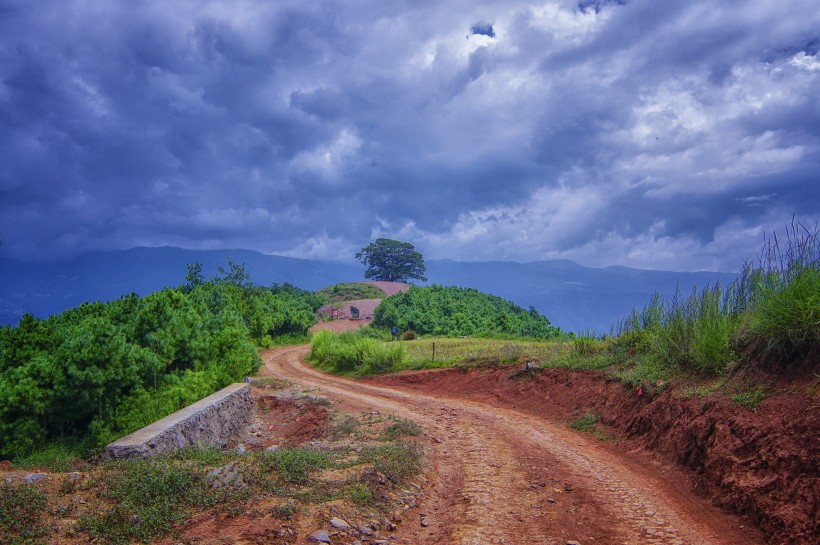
[0,247,736,333]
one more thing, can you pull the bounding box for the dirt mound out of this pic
[370,366,819,545]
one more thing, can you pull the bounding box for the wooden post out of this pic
[432,342,436,363]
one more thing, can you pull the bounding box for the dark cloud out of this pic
[0,0,818,270]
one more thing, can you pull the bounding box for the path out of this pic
[261,346,764,545]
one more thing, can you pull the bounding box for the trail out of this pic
[261,346,763,545]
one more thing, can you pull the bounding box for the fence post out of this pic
[432,342,436,363]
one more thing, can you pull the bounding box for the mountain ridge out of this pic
[0,246,736,332]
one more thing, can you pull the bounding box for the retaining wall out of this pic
[105,383,252,459]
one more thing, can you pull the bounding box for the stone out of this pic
[265,444,279,452]
[329,517,350,530]
[308,529,331,543]
[359,525,374,536]
[23,473,46,484]
[566,541,582,545]
[420,517,430,527]
[207,462,244,489]
[105,383,252,459]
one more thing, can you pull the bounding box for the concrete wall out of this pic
[105,383,252,459]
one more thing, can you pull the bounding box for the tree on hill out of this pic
[356,238,427,283]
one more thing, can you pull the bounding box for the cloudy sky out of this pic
[1,0,818,271]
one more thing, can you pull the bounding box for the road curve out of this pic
[261,346,763,545]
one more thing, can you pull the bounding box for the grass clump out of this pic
[612,218,819,378]
[731,388,767,409]
[260,447,331,485]
[568,412,615,442]
[0,482,49,544]
[380,417,422,441]
[361,442,422,485]
[315,282,385,304]
[309,330,404,375]
[79,456,237,544]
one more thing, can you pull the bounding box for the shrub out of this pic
[0,482,48,543]
[401,330,418,341]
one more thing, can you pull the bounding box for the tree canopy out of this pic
[373,285,563,339]
[355,238,427,283]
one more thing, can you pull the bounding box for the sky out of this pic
[0,0,818,272]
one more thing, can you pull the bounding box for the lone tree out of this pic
[356,238,427,282]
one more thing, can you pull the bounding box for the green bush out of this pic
[0,261,317,460]
[374,285,564,339]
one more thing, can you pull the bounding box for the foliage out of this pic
[309,330,405,375]
[568,412,614,442]
[0,260,317,459]
[79,456,245,544]
[381,417,422,440]
[731,388,767,409]
[260,447,332,484]
[0,482,48,544]
[315,282,385,304]
[360,442,422,484]
[612,218,819,376]
[374,285,564,339]
[355,238,427,282]
[270,282,326,312]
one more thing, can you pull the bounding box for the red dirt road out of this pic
[261,346,765,545]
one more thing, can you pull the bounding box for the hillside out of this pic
[0,247,735,332]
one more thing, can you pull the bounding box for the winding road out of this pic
[261,346,764,545]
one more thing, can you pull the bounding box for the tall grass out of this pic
[309,330,405,375]
[614,218,819,376]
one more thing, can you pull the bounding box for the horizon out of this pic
[2,243,742,275]
[1,1,818,271]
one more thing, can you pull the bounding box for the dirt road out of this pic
[262,346,764,545]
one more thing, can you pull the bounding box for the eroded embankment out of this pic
[369,366,819,545]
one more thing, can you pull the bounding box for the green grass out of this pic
[12,440,87,472]
[260,447,331,484]
[315,282,385,304]
[731,388,767,409]
[360,442,423,485]
[380,417,422,441]
[568,412,616,442]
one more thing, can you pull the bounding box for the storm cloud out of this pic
[1,0,818,271]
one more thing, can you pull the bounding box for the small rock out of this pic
[235,444,247,455]
[329,517,350,531]
[307,529,331,543]
[24,473,46,484]
[420,517,430,527]
[525,361,538,370]
[567,541,582,545]
[359,525,374,536]
[265,444,279,452]
[547,498,556,503]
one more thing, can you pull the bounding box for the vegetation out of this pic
[0,261,316,460]
[356,238,427,282]
[611,219,818,383]
[374,285,564,339]
[315,282,386,304]
[5,410,424,544]
[0,482,48,544]
[309,330,405,375]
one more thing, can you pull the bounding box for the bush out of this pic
[401,330,418,341]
